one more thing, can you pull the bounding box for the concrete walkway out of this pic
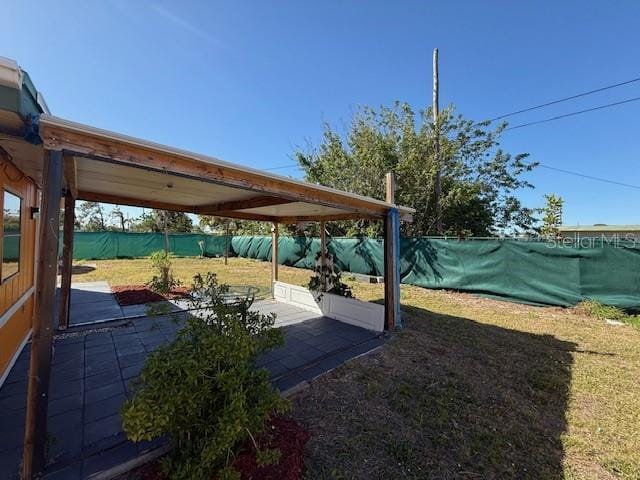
[0,289,384,479]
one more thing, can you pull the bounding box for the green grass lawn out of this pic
[77,257,640,479]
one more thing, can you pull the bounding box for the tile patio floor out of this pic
[1,288,384,479]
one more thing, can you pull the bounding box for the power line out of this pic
[533,162,640,190]
[262,164,303,171]
[504,96,640,131]
[486,76,640,122]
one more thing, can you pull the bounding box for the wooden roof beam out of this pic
[196,195,294,214]
[76,190,278,222]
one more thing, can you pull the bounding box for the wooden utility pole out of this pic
[433,48,443,234]
[23,150,63,478]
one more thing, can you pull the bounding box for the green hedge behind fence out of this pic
[69,232,640,311]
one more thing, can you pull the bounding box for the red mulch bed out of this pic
[120,417,309,480]
[232,417,309,480]
[111,285,189,306]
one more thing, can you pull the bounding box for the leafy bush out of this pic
[147,250,180,294]
[308,249,353,298]
[122,273,287,479]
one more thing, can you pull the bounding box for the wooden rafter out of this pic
[77,190,194,214]
[197,195,294,213]
[77,190,278,222]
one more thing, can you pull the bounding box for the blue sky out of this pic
[2,1,639,226]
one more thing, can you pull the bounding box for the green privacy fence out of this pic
[71,232,230,259]
[69,232,640,311]
[2,234,20,261]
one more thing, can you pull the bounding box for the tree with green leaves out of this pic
[296,102,538,237]
[110,206,129,232]
[76,201,107,231]
[131,210,193,233]
[540,193,564,238]
[198,216,271,236]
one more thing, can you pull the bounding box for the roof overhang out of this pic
[34,115,414,223]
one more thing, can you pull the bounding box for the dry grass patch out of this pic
[72,257,640,479]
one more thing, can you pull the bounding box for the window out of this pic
[2,190,22,282]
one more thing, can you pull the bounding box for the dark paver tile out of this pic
[85,381,124,405]
[119,352,148,368]
[0,447,22,480]
[83,413,123,447]
[115,345,145,357]
[0,392,26,411]
[2,366,28,386]
[263,361,289,378]
[267,347,290,361]
[48,393,82,417]
[52,342,84,355]
[274,373,306,392]
[279,354,307,370]
[47,425,83,465]
[85,393,126,423]
[0,406,25,430]
[81,432,128,458]
[0,379,26,397]
[315,337,353,354]
[85,359,120,377]
[121,362,145,380]
[44,462,82,480]
[48,409,82,437]
[82,440,137,478]
[0,422,24,452]
[111,326,137,337]
[85,350,117,363]
[294,346,326,362]
[85,369,121,390]
[315,355,347,373]
[85,343,116,356]
[49,379,82,400]
[51,365,85,384]
[303,333,336,347]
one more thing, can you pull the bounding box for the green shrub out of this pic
[122,273,287,479]
[147,250,180,294]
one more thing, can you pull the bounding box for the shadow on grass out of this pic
[295,303,578,480]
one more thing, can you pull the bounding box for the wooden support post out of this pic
[58,192,75,330]
[384,172,401,330]
[23,150,63,479]
[224,219,230,266]
[319,221,327,292]
[271,223,279,296]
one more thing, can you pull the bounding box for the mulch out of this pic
[233,416,310,480]
[118,417,309,480]
[111,285,189,306]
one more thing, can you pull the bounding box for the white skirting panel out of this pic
[273,281,384,332]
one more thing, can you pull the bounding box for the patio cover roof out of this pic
[11,115,414,223]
